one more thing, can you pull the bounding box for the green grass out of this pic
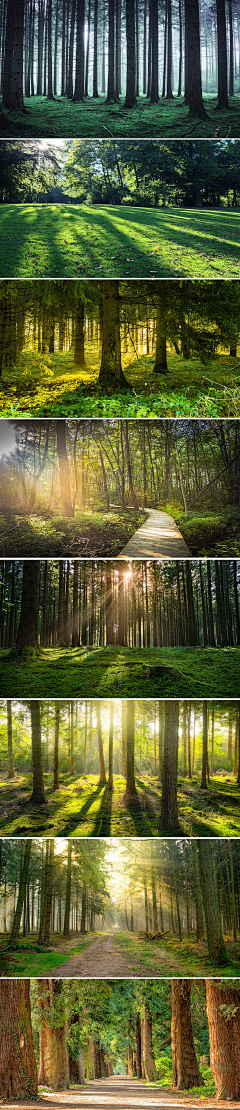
[111,930,240,977]
[0,770,240,839]
[2,93,240,137]
[1,350,240,420]
[0,645,239,698]
[0,934,94,978]
[0,508,146,558]
[0,205,239,278]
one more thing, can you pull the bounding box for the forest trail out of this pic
[6,1081,239,1110]
[117,509,191,558]
[47,933,140,979]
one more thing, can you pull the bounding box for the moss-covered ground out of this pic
[0,770,240,839]
[0,646,239,699]
[2,93,240,138]
[162,505,240,557]
[0,509,146,558]
[0,205,239,279]
[1,350,240,420]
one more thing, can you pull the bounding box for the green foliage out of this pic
[0,510,146,558]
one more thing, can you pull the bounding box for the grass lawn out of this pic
[0,509,146,558]
[1,350,240,421]
[2,93,240,138]
[0,646,239,698]
[0,205,239,279]
[0,770,240,839]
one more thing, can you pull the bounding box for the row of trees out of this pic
[0,977,240,1099]
[2,559,240,654]
[1,140,240,207]
[1,699,240,805]
[0,0,239,116]
[2,697,240,832]
[1,417,240,520]
[1,837,239,968]
[0,280,240,387]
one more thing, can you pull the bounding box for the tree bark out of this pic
[198,841,227,964]
[56,421,73,517]
[159,701,180,831]
[171,980,202,1089]
[206,980,240,1099]
[7,699,14,777]
[38,980,69,1090]
[0,981,38,1098]
[16,561,40,651]
[98,281,128,388]
[216,0,228,108]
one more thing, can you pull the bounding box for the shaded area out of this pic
[2,94,240,138]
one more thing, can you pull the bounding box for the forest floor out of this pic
[0,505,239,558]
[0,206,239,279]
[0,509,146,558]
[1,351,240,421]
[1,929,239,980]
[1,92,240,137]
[4,1080,240,1110]
[0,646,239,698]
[0,771,239,839]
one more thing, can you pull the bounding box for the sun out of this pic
[0,421,16,459]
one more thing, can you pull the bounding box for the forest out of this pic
[1,559,240,697]
[0,142,239,281]
[1,838,240,979]
[0,0,240,138]
[1,698,240,837]
[1,418,240,557]
[1,978,240,1104]
[0,279,240,420]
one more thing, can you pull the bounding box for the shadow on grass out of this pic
[60,782,104,836]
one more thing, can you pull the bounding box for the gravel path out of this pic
[4,1081,238,1110]
[47,934,138,979]
[117,508,191,558]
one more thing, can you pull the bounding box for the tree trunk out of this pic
[216,0,228,108]
[16,561,40,651]
[123,699,138,799]
[142,1001,157,1081]
[0,981,38,1098]
[7,699,14,777]
[108,700,114,789]
[38,980,69,1090]
[206,980,240,1099]
[9,840,32,942]
[159,701,180,831]
[63,841,72,936]
[74,0,85,99]
[184,0,208,118]
[96,702,107,783]
[53,701,60,790]
[99,281,128,388]
[30,700,46,804]
[171,980,202,1089]
[125,0,136,107]
[56,420,73,517]
[198,841,227,964]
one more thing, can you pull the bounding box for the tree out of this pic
[125,0,137,108]
[38,980,69,1090]
[159,702,180,832]
[206,981,240,1099]
[98,282,129,389]
[16,561,40,652]
[198,841,227,964]
[9,840,32,942]
[123,700,138,800]
[171,980,202,1089]
[30,700,46,804]
[56,421,73,517]
[216,0,228,109]
[185,0,207,119]
[7,700,14,777]
[0,981,38,1098]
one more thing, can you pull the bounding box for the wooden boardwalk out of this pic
[118,508,191,558]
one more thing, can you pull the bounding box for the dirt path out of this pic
[3,1082,239,1110]
[117,508,191,558]
[47,934,139,979]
